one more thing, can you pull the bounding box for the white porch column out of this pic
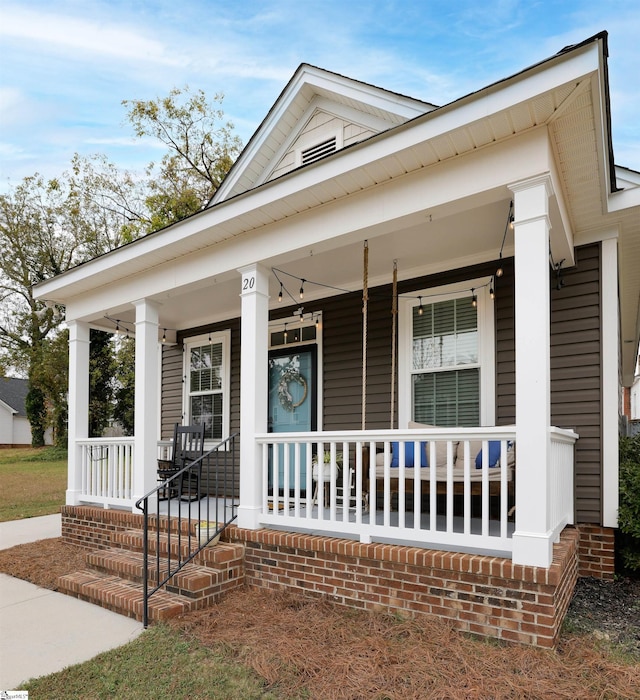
[510,175,555,567]
[132,298,161,507]
[67,320,90,505]
[236,263,269,529]
[601,235,619,528]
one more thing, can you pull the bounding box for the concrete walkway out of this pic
[0,514,143,691]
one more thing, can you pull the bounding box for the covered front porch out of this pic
[55,169,581,570]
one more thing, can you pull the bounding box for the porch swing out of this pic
[365,244,516,509]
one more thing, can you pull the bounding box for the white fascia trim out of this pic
[0,399,17,415]
[601,237,619,528]
[574,224,620,247]
[608,185,640,212]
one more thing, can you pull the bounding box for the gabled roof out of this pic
[211,63,436,204]
[32,33,640,384]
[0,377,28,416]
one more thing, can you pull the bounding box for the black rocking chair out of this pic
[157,423,206,501]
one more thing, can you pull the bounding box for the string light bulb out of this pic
[278,283,283,303]
[489,280,495,300]
[299,279,305,300]
[471,289,477,308]
[115,321,120,335]
[283,323,288,341]
[418,296,424,315]
[162,329,166,343]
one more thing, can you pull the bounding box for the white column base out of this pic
[65,489,82,506]
[511,530,555,568]
[236,505,263,530]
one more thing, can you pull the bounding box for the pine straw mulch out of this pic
[1,539,639,700]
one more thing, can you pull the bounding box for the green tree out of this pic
[89,329,116,437]
[0,175,81,445]
[113,336,135,435]
[1,87,241,444]
[31,328,69,447]
[123,86,242,231]
[619,433,640,572]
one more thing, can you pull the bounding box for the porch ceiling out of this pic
[92,196,515,335]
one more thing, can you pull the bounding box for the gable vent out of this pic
[301,137,337,165]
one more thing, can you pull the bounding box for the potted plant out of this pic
[196,521,223,546]
[312,450,344,481]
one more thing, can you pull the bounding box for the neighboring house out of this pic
[33,32,640,646]
[0,377,52,447]
[623,353,640,435]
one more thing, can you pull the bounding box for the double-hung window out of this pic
[399,282,495,427]
[184,331,230,442]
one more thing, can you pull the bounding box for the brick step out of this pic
[57,570,192,622]
[86,548,226,595]
[113,529,244,568]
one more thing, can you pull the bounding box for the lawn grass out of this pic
[19,624,277,700]
[0,447,67,521]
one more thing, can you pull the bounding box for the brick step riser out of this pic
[112,531,244,568]
[86,551,244,599]
[57,572,190,622]
[142,516,234,537]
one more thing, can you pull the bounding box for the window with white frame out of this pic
[184,331,230,441]
[399,282,495,427]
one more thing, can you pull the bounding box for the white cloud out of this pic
[0,87,34,127]
[83,136,165,149]
[0,4,186,67]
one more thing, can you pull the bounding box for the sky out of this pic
[0,0,638,193]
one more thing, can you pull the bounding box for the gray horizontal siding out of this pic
[160,344,183,437]
[550,243,602,524]
[160,245,603,520]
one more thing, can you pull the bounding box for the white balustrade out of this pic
[549,427,577,537]
[77,438,135,508]
[256,426,577,560]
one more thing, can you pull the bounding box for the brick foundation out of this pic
[226,526,579,648]
[61,505,146,550]
[61,506,579,648]
[575,524,616,580]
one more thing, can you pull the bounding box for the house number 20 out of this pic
[242,276,255,291]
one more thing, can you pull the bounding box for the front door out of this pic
[268,346,317,494]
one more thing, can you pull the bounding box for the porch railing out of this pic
[77,438,135,508]
[74,439,199,508]
[256,427,575,557]
[135,432,239,627]
[549,427,576,537]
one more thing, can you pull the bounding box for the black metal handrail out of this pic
[135,432,239,627]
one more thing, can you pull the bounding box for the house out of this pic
[623,353,640,435]
[33,32,640,646]
[0,377,52,447]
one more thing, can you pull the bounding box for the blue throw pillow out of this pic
[475,441,502,469]
[391,441,428,468]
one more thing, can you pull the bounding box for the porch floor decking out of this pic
[156,497,515,555]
